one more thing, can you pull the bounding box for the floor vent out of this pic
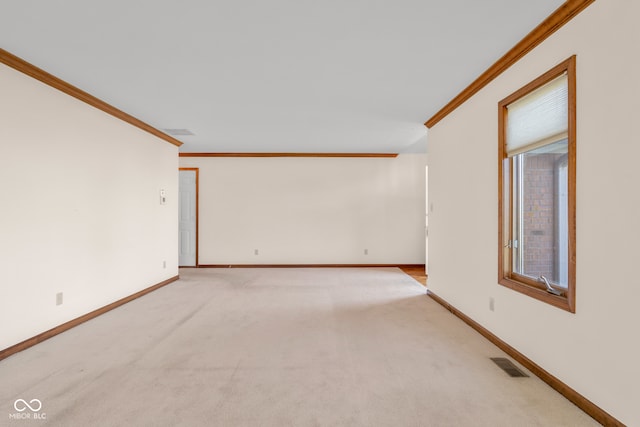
[491,357,529,377]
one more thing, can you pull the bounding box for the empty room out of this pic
[0,0,637,425]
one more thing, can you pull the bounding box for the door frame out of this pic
[179,167,199,267]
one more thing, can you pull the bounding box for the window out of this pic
[498,56,576,312]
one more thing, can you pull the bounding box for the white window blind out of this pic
[506,73,568,157]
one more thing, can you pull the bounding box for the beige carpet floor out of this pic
[0,268,597,426]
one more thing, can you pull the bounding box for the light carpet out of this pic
[0,268,597,426]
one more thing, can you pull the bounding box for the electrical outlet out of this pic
[163,260,166,268]
[254,249,259,255]
[489,297,495,312]
[56,292,63,306]
[364,249,368,255]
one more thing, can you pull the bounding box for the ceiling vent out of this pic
[163,128,195,136]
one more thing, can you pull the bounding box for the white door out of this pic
[425,165,429,273]
[179,170,197,266]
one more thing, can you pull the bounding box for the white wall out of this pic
[0,63,179,351]
[427,0,639,424]
[179,154,427,265]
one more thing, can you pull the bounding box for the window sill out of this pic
[499,277,575,313]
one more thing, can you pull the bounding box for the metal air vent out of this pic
[491,357,529,377]
[163,129,195,136]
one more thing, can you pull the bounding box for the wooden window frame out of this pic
[498,55,576,313]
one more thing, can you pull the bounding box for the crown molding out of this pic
[0,48,182,147]
[425,0,595,128]
[179,152,398,158]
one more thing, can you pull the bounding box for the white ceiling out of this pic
[0,0,564,153]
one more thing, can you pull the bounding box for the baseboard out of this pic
[0,275,180,362]
[426,290,623,427]
[198,264,425,268]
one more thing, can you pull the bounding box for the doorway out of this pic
[425,165,429,275]
[179,168,198,267]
